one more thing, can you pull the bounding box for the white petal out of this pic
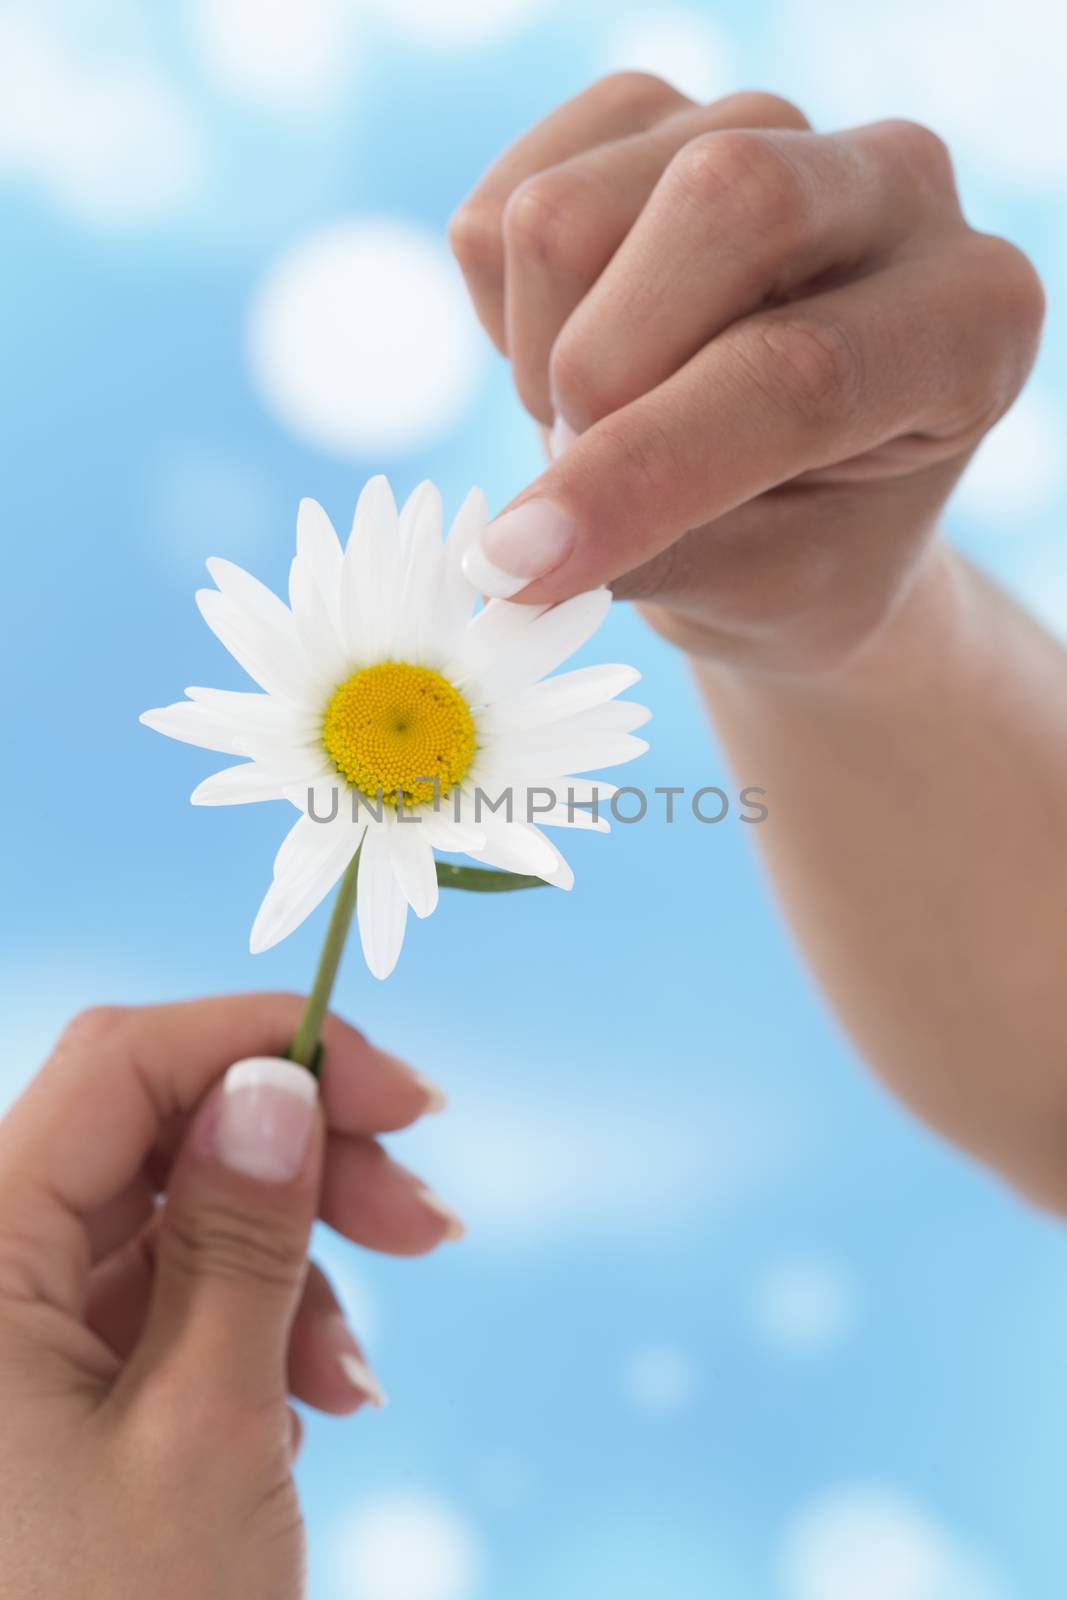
[436,486,486,658]
[474,730,649,780]
[288,555,350,683]
[272,807,361,884]
[476,663,641,733]
[537,832,575,889]
[341,476,400,664]
[296,498,344,610]
[205,556,297,640]
[282,776,350,818]
[461,589,613,702]
[196,589,322,703]
[462,772,617,826]
[391,481,444,662]
[387,819,439,919]
[417,809,487,853]
[250,826,361,953]
[356,824,409,980]
[140,701,252,756]
[184,686,320,741]
[445,596,547,689]
[513,792,611,832]
[484,698,651,746]
[568,698,651,735]
[464,809,559,878]
[190,762,292,805]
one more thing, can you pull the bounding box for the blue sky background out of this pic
[3,2,1067,1596]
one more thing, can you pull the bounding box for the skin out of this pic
[0,995,459,1597]
[450,76,1064,1208]
[0,72,1055,1597]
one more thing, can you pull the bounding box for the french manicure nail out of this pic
[549,414,576,458]
[416,1184,467,1242]
[460,499,577,600]
[415,1073,448,1114]
[338,1350,388,1409]
[215,1057,317,1183]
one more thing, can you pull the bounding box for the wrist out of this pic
[690,537,973,712]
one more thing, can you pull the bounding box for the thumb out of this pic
[128,1057,322,1407]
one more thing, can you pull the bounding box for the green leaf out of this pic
[435,861,547,893]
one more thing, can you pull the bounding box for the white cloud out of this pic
[779,1486,1013,1600]
[189,0,359,110]
[359,0,550,48]
[953,386,1067,530]
[0,13,203,225]
[745,1254,858,1358]
[618,1340,698,1416]
[407,1081,779,1245]
[777,0,1067,186]
[332,1492,483,1600]
[247,218,487,457]
[598,11,736,103]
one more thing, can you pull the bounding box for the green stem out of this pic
[288,843,362,1074]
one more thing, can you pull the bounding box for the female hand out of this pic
[0,994,461,1599]
[452,75,1044,673]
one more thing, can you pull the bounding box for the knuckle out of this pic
[447,199,501,277]
[875,118,955,184]
[974,233,1047,343]
[502,170,597,279]
[747,313,862,424]
[593,69,681,121]
[55,1004,127,1054]
[548,326,610,426]
[669,130,809,240]
[0,1222,53,1306]
[589,409,681,503]
[948,234,1047,427]
[163,1201,302,1295]
[714,90,811,130]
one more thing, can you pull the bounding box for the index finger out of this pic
[449,70,688,350]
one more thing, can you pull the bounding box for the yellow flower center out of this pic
[322,661,476,808]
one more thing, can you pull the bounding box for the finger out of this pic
[0,995,440,1315]
[462,237,1043,604]
[85,1220,157,1357]
[287,1262,385,1414]
[88,1236,386,1414]
[550,121,961,433]
[502,94,811,421]
[320,1135,466,1257]
[85,1128,458,1361]
[450,71,689,351]
[121,1058,323,1408]
[85,1171,156,1263]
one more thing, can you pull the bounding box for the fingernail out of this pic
[416,1184,467,1242]
[339,1351,387,1408]
[549,414,576,458]
[414,1072,448,1114]
[323,1313,387,1407]
[461,500,577,600]
[215,1057,317,1183]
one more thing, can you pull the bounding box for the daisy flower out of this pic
[141,477,649,981]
